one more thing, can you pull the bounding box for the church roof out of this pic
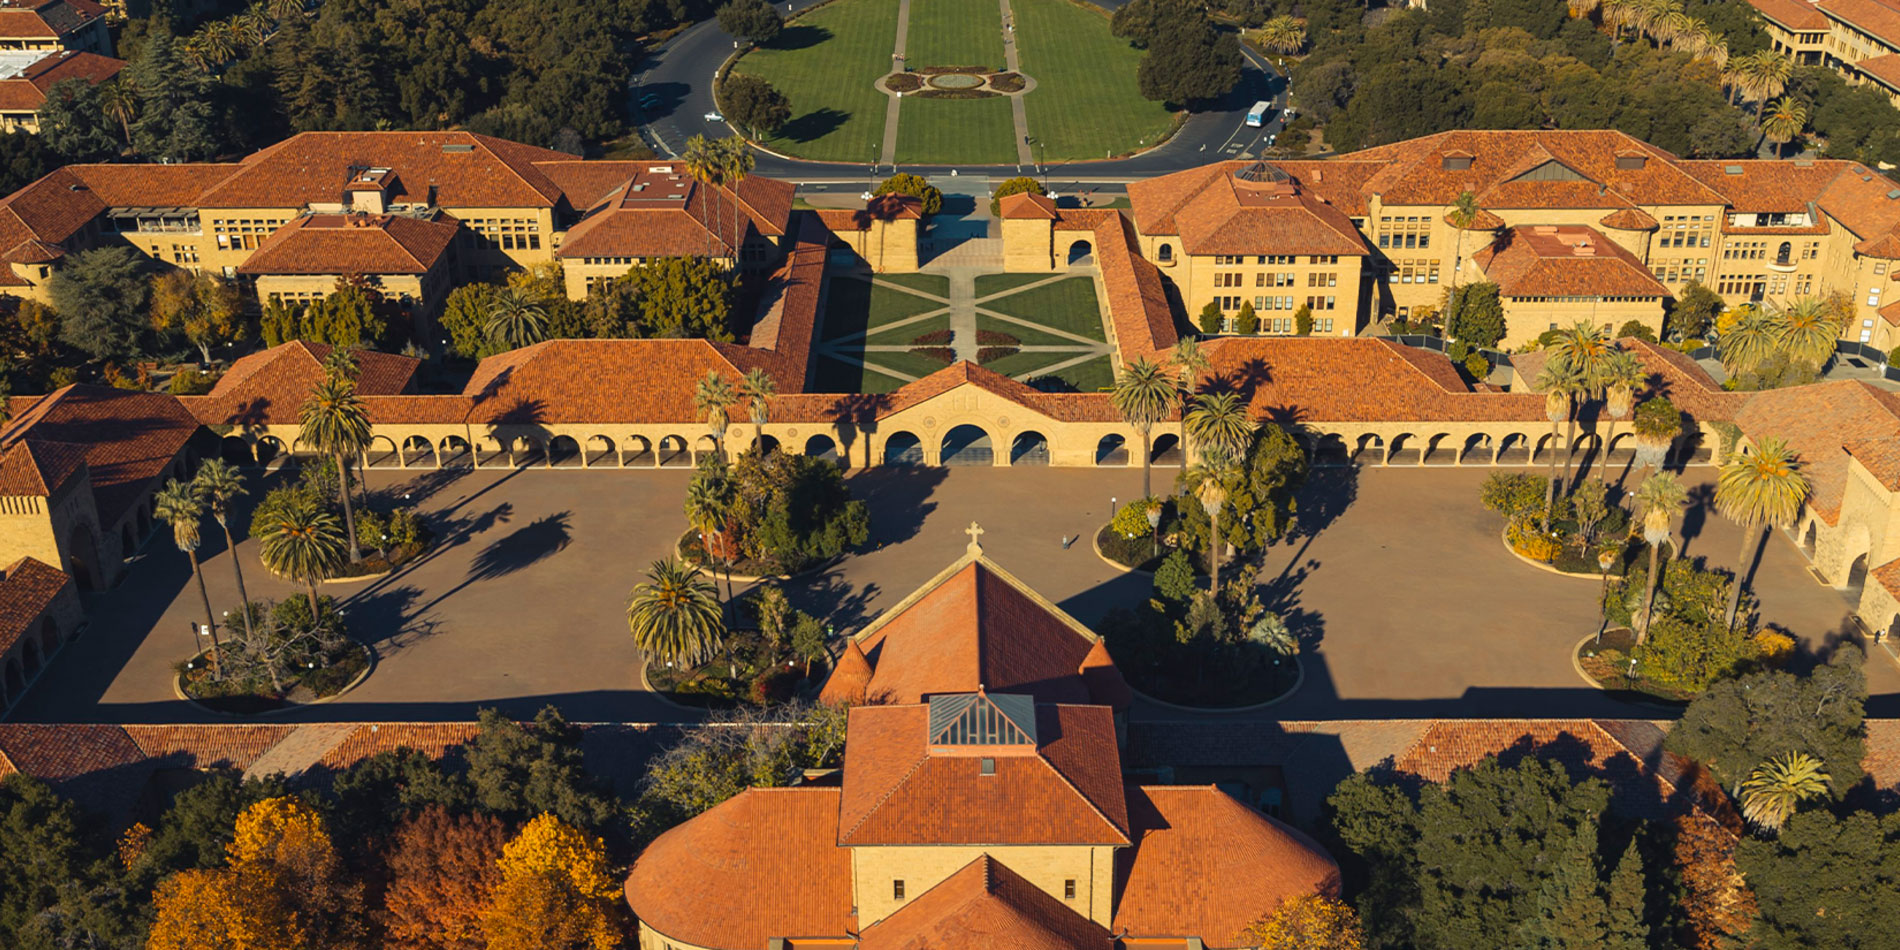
[859,855,1112,950]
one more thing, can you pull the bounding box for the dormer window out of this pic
[1442,153,1473,171]
[928,692,1037,746]
[1615,154,1647,170]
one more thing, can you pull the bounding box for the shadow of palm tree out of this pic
[468,512,574,583]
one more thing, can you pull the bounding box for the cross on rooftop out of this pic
[965,521,984,555]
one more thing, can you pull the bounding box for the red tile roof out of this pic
[1113,786,1341,947]
[1859,51,1900,90]
[236,212,459,276]
[847,558,1124,707]
[555,166,793,260]
[625,786,855,948]
[197,131,573,209]
[0,385,199,525]
[859,855,1111,950]
[1734,380,1900,523]
[453,338,781,426]
[0,50,120,112]
[1747,0,1832,29]
[1598,207,1659,231]
[837,702,1130,846]
[819,638,873,705]
[0,556,66,657]
[184,341,418,426]
[1128,162,1366,256]
[1819,0,1900,43]
[1472,225,1669,298]
[1346,130,1728,208]
[0,0,104,39]
[120,724,297,771]
[0,437,86,495]
[998,191,1059,220]
[814,193,924,231]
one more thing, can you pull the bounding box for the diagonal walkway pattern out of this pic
[999,0,1033,167]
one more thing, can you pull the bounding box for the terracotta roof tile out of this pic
[0,0,104,39]
[625,787,855,948]
[0,723,154,817]
[120,724,297,771]
[814,193,923,231]
[0,385,199,526]
[1113,786,1341,946]
[0,50,120,111]
[1819,0,1900,43]
[313,723,483,770]
[198,131,572,209]
[1472,225,1669,298]
[185,341,418,426]
[555,166,793,260]
[1859,51,1900,90]
[453,339,770,426]
[819,638,873,706]
[0,556,66,657]
[236,212,459,276]
[1128,161,1366,255]
[0,437,86,495]
[1599,207,1659,231]
[860,855,1111,950]
[1864,718,1900,795]
[69,162,246,207]
[1345,131,1727,207]
[998,191,1059,219]
[1747,0,1832,28]
[1734,380,1900,523]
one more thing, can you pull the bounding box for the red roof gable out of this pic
[236,212,459,276]
[860,855,1112,950]
[1472,225,1669,298]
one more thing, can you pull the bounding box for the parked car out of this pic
[704,111,724,122]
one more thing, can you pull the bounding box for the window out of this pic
[893,881,905,900]
[1214,254,1245,265]
[1215,272,1244,288]
[1310,255,1339,264]
[980,757,995,775]
[1156,244,1173,262]
[1218,295,1242,310]
[1317,317,1335,332]
[1064,880,1077,900]
[1257,254,1295,264]
[1877,262,1890,276]
[1306,272,1336,287]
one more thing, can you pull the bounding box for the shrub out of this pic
[910,328,953,345]
[885,73,923,93]
[1294,305,1313,336]
[1637,614,1759,692]
[1507,522,1561,562]
[977,345,1018,362]
[168,367,217,395]
[975,329,1018,346]
[1889,344,1900,368]
[1152,548,1196,603]
[1480,471,1547,524]
[1233,301,1258,334]
[1618,320,1658,342]
[1197,302,1223,334]
[987,72,1025,92]
[747,666,801,705]
[1536,328,1566,348]
[1111,499,1161,538]
[1463,351,1491,379]
[1754,629,1796,666]
[909,346,955,364]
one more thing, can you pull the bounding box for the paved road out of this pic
[633,0,1289,181]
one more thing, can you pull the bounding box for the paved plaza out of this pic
[12,464,1896,724]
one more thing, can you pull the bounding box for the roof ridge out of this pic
[838,737,932,842]
[1032,715,1133,843]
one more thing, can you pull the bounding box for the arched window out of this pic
[1157,243,1174,263]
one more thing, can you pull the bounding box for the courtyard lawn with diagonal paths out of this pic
[975,275,1106,339]
[905,0,1005,68]
[815,274,957,393]
[895,96,1021,165]
[1013,0,1175,161]
[819,274,951,341]
[728,0,899,162]
[971,273,1113,391]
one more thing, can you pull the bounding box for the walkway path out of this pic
[998,0,1033,167]
[879,0,914,166]
[947,271,978,361]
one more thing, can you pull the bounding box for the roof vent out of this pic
[652,165,674,174]
[441,143,475,153]
[1442,154,1473,171]
[1887,189,1900,200]
[1724,165,1743,175]
[1614,154,1646,170]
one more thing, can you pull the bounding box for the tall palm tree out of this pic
[1760,96,1808,158]
[267,0,304,21]
[156,479,221,678]
[1630,396,1684,480]
[1727,49,1790,108]
[1170,338,1210,461]
[1567,0,1601,17]
[1715,437,1809,628]
[627,558,725,669]
[739,368,776,453]
[1549,321,1613,491]
[192,459,252,644]
[693,370,738,462]
[98,79,136,147]
[1184,446,1240,596]
[1185,391,1255,462]
[1598,350,1644,485]
[298,375,371,563]
[1768,296,1846,368]
[1601,0,1638,41]
[1257,15,1305,55]
[1111,357,1179,500]
[684,471,736,604]
[256,492,345,621]
[683,135,724,259]
[1633,472,1688,643]
[483,287,548,350]
[235,5,272,45]
[195,21,236,67]
[719,137,756,260]
[1535,360,1576,530]
[1717,305,1776,376]
[1445,190,1484,295]
[1246,613,1297,669]
[1740,752,1830,831]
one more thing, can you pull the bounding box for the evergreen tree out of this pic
[1602,839,1649,950]
[127,27,220,161]
[34,78,118,163]
[1517,825,1606,950]
[48,246,150,360]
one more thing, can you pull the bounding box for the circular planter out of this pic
[1093,522,1162,575]
[172,642,376,718]
[1569,631,1690,709]
[928,73,983,89]
[1127,654,1305,714]
[676,529,837,583]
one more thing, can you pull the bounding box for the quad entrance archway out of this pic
[941,425,993,466]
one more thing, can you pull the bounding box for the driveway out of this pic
[12,464,1893,723]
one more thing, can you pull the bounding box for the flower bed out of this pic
[886,73,924,92]
[1096,521,1172,572]
[975,329,1018,346]
[910,346,957,364]
[1575,628,1694,705]
[915,88,997,99]
[646,623,830,709]
[180,640,371,715]
[912,328,954,346]
[679,529,782,580]
[977,345,1019,361]
[987,72,1025,92]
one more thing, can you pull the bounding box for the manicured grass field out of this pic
[1013,0,1175,160]
[813,356,911,394]
[729,0,898,162]
[906,0,1005,68]
[819,276,949,340]
[975,276,1105,340]
[863,314,952,343]
[979,352,1115,391]
[972,273,1051,297]
[895,96,1020,165]
[877,273,952,295]
[975,312,1076,346]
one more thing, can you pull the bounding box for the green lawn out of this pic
[863,313,952,344]
[974,276,1105,340]
[820,277,948,340]
[975,312,1079,346]
[972,273,1053,298]
[978,352,1115,391]
[729,0,898,162]
[1013,0,1176,160]
[875,273,950,295]
[905,0,1004,68]
[813,356,911,394]
[895,96,1020,165]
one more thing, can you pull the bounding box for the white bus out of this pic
[1245,100,1271,127]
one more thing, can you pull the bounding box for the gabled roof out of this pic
[0,50,120,112]
[1345,130,1727,208]
[860,856,1112,950]
[0,0,105,40]
[1745,0,1831,29]
[196,131,573,209]
[0,385,199,525]
[1598,207,1659,231]
[1735,380,1900,524]
[1113,786,1341,947]
[1818,0,1900,43]
[0,556,66,657]
[1471,225,1669,299]
[235,212,459,276]
[836,702,1130,846]
[0,437,86,495]
[624,786,856,949]
[184,341,419,427]
[1127,161,1366,255]
[454,339,786,426]
[816,193,925,231]
[843,555,1126,707]
[554,165,794,260]
[998,191,1059,219]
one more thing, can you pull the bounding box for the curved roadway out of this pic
[632,0,1287,182]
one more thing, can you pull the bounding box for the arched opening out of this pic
[36,617,58,656]
[1571,433,1602,478]
[1096,434,1128,466]
[1460,433,1493,465]
[658,436,692,468]
[754,434,781,456]
[884,431,923,466]
[1607,433,1637,466]
[3,656,22,702]
[693,435,720,463]
[473,438,507,467]
[1799,520,1817,558]
[804,434,840,463]
[548,435,584,468]
[1067,240,1093,266]
[1149,433,1180,466]
[21,637,41,678]
[1774,241,1792,266]
[256,436,288,466]
[1352,433,1384,464]
[1683,432,1713,466]
[1421,434,1456,465]
[1011,431,1050,465]
[365,435,402,468]
[438,436,473,468]
[1532,433,1560,466]
[1386,434,1419,465]
[401,435,437,468]
[1314,434,1349,466]
[624,435,656,467]
[65,526,100,591]
[585,435,616,468]
[511,437,545,468]
[1156,243,1173,263]
[1496,433,1531,465]
[1844,552,1870,603]
[220,435,253,465]
[941,425,994,466]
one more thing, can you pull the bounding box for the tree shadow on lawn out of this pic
[777,108,847,143]
[764,24,831,50]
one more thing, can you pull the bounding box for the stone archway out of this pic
[66,525,101,591]
[1845,552,1871,603]
[941,425,994,466]
[548,435,584,468]
[658,436,693,467]
[36,617,57,656]
[401,435,438,468]
[1353,433,1384,464]
[1096,434,1128,466]
[221,435,254,465]
[1149,433,1180,466]
[1496,433,1531,465]
[585,435,617,468]
[1386,434,1420,466]
[439,436,473,468]
[805,434,840,463]
[1460,433,1493,465]
[1421,434,1457,466]
[884,431,924,466]
[366,435,402,468]
[3,655,22,703]
[1010,431,1050,465]
[1067,240,1093,266]
[626,435,656,467]
[21,636,41,679]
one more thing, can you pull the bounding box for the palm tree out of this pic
[98,79,136,147]
[256,492,345,621]
[1630,396,1684,479]
[267,0,305,21]
[1717,305,1776,377]
[1768,296,1846,368]
[1715,437,1809,629]
[684,471,736,604]
[683,134,724,259]
[1598,350,1644,485]
[156,479,222,678]
[1257,15,1305,55]
[693,370,738,462]
[1535,360,1576,530]
[1246,613,1297,663]
[719,137,756,259]
[1184,446,1240,596]
[1633,472,1688,642]
[298,375,371,563]
[195,21,236,67]
[235,5,272,45]
[1548,321,1613,492]
[1760,96,1808,158]
[627,558,725,669]
[483,287,548,350]
[739,367,776,453]
[1185,391,1255,461]
[1727,49,1790,108]
[1740,752,1830,831]
[1445,190,1484,294]
[1601,0,1638,40]
[192,459,252,644]
[1170,338,1210,461]
[1111,357,1179,500]
[1567,0,1600,17]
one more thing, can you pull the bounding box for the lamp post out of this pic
[1110,496,1117,522]
[1595,548,1617,647]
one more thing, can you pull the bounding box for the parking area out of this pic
[12,464,1894,723]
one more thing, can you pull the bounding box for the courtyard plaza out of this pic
[11,465,1895,724]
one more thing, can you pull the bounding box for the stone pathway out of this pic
[879,0,914,167]
[998,0,1033,167]
[947,272,978,361]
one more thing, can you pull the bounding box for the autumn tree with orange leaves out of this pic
[381,806,509,950]
[1241,894,1367,950]
[481,814,628,950]
[1674,815,1755,950]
